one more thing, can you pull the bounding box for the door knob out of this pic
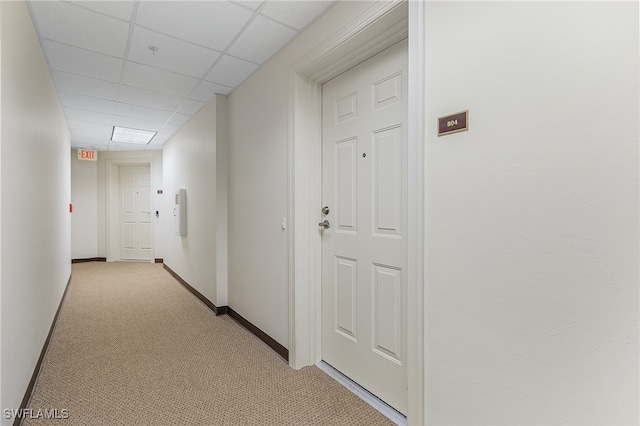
[318,220,330,229]
[322,206,330,215]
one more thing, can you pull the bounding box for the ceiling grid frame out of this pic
[26,0,336,151]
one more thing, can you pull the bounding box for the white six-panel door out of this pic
[119,165,153,262]
[321,40,408,414]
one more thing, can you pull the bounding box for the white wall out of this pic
[423,2,639,424]
[0,0,71,421]
[163,95,227,305]
[227,0,374,349]
[96,150,163,260]
[71,150,98,259]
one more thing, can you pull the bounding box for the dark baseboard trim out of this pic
[71,257,106,264]
[154,258,164,264]
[161,264,287,362]
[227,308,289,362]
[14,274,72,426]
[163,264,226,316]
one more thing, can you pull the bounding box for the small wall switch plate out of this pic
[281,218,287,230]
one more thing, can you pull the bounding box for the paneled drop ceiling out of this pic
[27,0,334,151]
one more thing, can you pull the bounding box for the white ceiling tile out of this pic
[159,123,181,134]
[44,40,123,82]
[129,27,221,78]
[109,141,152,151]
[59,92,117,114]
[228,15,297,64]
[70,133,111,146]
[177,99,205,115]
[118,85,183,111]
[114,116,165,132]
[72,141,110,151]
[28,0,335,152]
[70,128,113,141]
[122,62,200,97]
[231,1,264,11]
[261,1,333,30]
[116,103,173,123]
[190,81,234,102]
[168,113,191,126]
[67,120,114,134]
[29,1,130,57]
[148,132,172,145]
[53,72,119,100]
[70,0,135,21]
[206,55,258,88]
[135,1,253,51]
[64,107,114,125]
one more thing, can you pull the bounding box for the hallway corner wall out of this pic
[162,94,227,306]
[0,1,71,422]
[215,96,228,306]
[423,2,639,424]
[227,0,374,351]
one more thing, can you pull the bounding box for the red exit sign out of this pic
[77,149,97,161]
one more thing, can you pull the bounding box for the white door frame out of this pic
[287,1,426,423]
[106,158,156,262]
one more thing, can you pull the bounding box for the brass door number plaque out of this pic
[438,110,468,136]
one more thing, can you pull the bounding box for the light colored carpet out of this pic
[24,262,393,425]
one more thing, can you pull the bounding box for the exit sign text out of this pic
[78,149,97,161]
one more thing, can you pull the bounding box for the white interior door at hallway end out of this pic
[321,39,408,414]
[119,165,153,261]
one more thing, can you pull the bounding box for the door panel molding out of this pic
[321,40,408,413]
[105,158,155,262]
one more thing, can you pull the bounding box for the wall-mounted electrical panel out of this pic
[174,188,186,237]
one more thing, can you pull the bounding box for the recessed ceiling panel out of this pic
[206,55,259,88]
[135,1,253,51]
[168,113,191,127]
[27,0,337,151]
[70,127,113,141]
[109,141,158,151]
[177,99,205,115]
[64,107,114,125]
[58,92,117,115]
[114,116,165,132]
[29,1,130,58]
[44,40,123,82]
[261,0,333,30]
[122,62,199,97]
[70,132,111,145]
[72,140,110,151]
[148,132,173,146]
[116,103,173,124]
[190,81,234,102]
[52,71,119,100]
[128,27,221,78]
[228,15,297,64]
[233,1,264,11]
[71,0,135,21]
[67,120,114,134]
[118,85,184,112]
[112,126,157,144]
[160,123,181,135]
